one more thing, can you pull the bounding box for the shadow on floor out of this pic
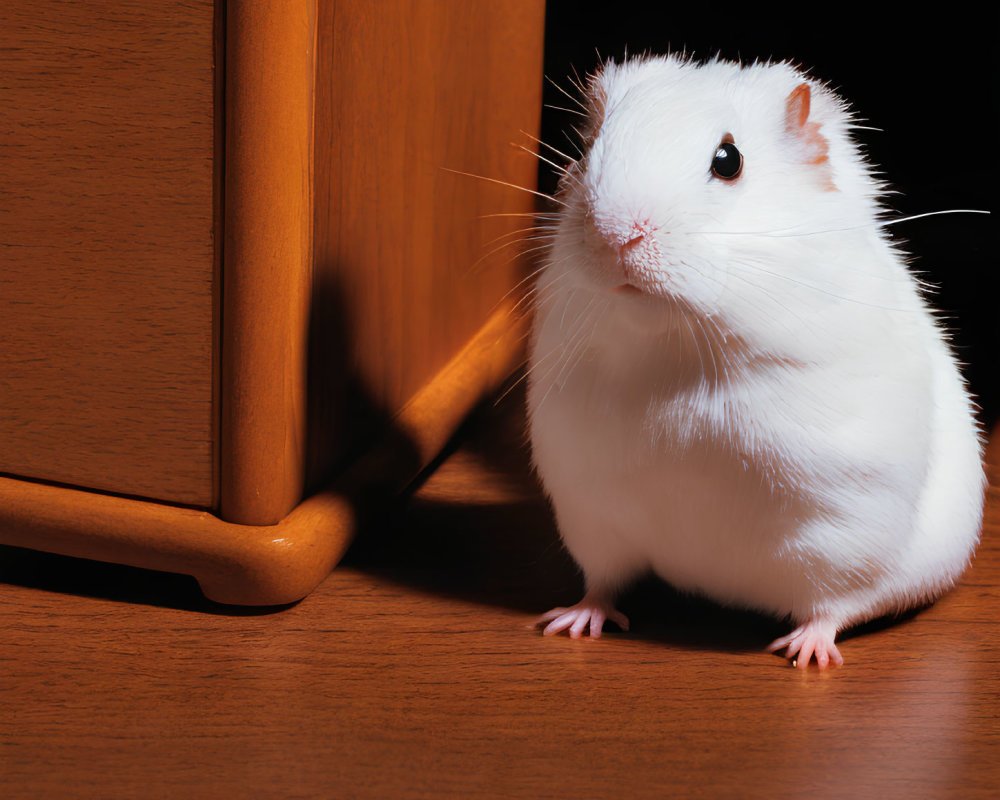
[340,392,791,656]
[0,544,293,616]
[344,383,944,656]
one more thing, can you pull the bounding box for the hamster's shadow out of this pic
[347,482,923,655]
[340,407,740,655]
[344,389,931,655]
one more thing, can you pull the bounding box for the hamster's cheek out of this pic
[605,292,677,336]
[685,260,731,310]
[577,249,631,293]
[659,252,731,316]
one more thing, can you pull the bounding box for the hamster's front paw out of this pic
[766,617,844,670]
[534,590,630,639]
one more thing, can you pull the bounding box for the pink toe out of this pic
[569,612,590,638]
[536,607,568,625]
[796,639,816,669]
[543,611,577,636]
[770,618,843,669]
[535,593,627,640]
[766,625,805,653]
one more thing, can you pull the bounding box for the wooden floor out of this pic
[3,393,998,799]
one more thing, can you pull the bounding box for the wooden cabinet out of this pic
[1,1,219,507]
[0,1,545,603]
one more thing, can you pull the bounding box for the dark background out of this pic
[539,3,997,423]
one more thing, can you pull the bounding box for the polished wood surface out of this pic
[221,0,316,525]
[308,0,546,489]
[222,0,546,524]
[1,1,545,599]
[0,302,525,605]
[2,0,544,527]
[0,0,217,507]
[3,395,997,798]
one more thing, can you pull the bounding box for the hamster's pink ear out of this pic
[784,83,835,187]
[785,83,813,131]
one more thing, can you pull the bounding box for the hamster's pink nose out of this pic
[586,215,662,288]
[617,230,647,257]
[607,219,656,268]
[600,218,657,258]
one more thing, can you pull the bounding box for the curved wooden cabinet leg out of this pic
[191,492,358,606]
[0,476,356,607]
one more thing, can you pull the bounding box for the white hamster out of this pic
[527,55,985,668]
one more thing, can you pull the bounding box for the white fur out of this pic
[527,55,985,633]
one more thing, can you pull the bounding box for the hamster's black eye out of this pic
[711,140,743,181]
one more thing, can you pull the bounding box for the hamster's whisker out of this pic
[545,74,588,112]
[557,286,579,332]
[493,271,579,406]
[723,263,828,342]
[518,129,580,167]
[876,209,989,228]
[567,63,589,98]
[694,208,987,240]
[695,311,735,389]
[681,250,825,353]
[555,297,600,382]
[486,223,558,247]
[515,271,575,322]
[544,103,588,118]
[679,311,709,388]
[515,146,584,198]
[727,258,915,313]
[539,297,605,410]
[674,251,816,356]
[515,144,580,189]
[475,234,558,260]
[497,241,556,272]
[468,239,541,276]
[441,166,566,208]
[506,260,574,316]
[482,224,547,245]
[517,239,558,255]
[508,283,544,316]
[478,211,561,221]
[565,126,587,158]
[690,233,932,290]
[497,284,583,406]
[493,366,533,406]
[496,340,561,407]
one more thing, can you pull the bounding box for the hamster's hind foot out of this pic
[766,618,844,670]
[534,591,630,639]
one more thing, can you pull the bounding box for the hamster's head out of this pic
[550,55,886,346]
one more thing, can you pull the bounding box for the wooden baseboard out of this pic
[0,302,527,605]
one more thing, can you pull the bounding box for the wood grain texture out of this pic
[308,0,546,489]
[1,399,997,799]
[0,301,526,605]
[0,1,217,506]
[220,0,316,525]
[0,0,547,602]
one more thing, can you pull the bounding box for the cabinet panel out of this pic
[309,0,546,487]
[0,1,218,506]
